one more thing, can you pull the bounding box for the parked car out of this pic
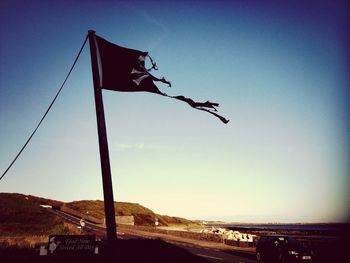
[256,235,313,262]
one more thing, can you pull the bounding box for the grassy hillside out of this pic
[159,215,193,225]
[0,193,70,235]
[0,192,195,233]
[65,200,193,226]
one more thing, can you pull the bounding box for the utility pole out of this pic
[88,30,117,243]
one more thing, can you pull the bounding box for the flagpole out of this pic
[88,30,117,243]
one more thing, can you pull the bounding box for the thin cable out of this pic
[0,35,88,181]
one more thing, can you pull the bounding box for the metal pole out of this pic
[88,30,117,243]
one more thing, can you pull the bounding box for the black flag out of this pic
[94,34,229,124]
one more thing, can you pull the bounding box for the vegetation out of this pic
[65,200,105,220]
[0,193,70,235]
[66,200,194,226]
[0,192,195,236]
[160,215,193,225]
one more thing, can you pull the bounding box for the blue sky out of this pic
[0,1,349,223]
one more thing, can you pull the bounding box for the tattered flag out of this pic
[94,34,229,124]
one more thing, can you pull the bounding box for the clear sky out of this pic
[0,1,349,223]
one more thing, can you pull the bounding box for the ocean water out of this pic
[211,223,350,234]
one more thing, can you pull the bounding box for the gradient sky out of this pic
[0,1,349,223]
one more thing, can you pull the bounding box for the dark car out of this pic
[256,235,313,262]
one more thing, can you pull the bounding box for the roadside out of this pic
[118,225,256,255]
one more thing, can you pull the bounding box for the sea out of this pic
[208,223,350,235]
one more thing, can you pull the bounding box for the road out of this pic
[52,209,257,263]
[51,209,107,235]
[165,239,256,263]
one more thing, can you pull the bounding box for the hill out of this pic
[0,193,70,235]
[0,193,194,236]
[65,200,193,226]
